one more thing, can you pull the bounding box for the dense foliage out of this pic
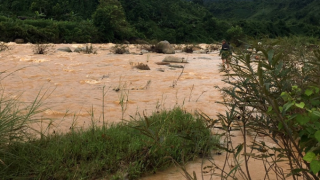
[207,0,320,39]
[215,38,320,179]
[0,0,319,43]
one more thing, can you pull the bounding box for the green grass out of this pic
[0,107,218,179]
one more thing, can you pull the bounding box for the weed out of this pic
[74,43,97,54]
[0,88,49,166]
[83,43,97,54]
[182,44,194,53]
[111,44,129,54]
[171,66,185,88]
[33,43,55,54]
[206,44,220,52]
[130,62,150,70]
[118,85,129,121]
[182,44,202,53]
[0,42,9,52]
[135,43,155,52]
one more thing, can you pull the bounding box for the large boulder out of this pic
[155,41,175,54]
[162,56,187,63]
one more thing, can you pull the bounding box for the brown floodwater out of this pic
[0,43,226,132]
[0,43,291,180]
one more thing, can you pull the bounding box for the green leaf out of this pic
[315,131,320,142]
[278,122,283,130]
[264,83,270,91]
[274,60,283,75]
[305,89,314,96]
[303,152,315,162]
[311,160,320,174]
[279,106,283,112]
[267,106,273,112]
[311,100,320,106]
[257,61,264,86]
[235,143,243,158]
[267,50,274,64]
[227,164,240,178]
[286,169,308,177]
[288,114,297,120]
[281,92,289,101]
[283,101,294,112]
[295,114,310,125]
[272,52,283,67]
[292,85,298,90]
[312,111,320,117]
[295,102,305,109]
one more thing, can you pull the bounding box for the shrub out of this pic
[214,38,320,179]
[76,43,97,54]
[111,44,129,54]
[33,43,55,54]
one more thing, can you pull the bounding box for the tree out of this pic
[192,0,204,5]
[92,0,134,42]
[226,25,245,46]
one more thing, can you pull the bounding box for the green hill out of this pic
[207,0,320,25]
[0,0,319,43]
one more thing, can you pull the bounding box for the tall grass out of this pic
[0,107,218,179]
[0,89,48,165]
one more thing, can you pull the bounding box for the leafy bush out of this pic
[215,38,320,179]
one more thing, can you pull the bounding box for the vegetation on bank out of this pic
[0,102,217,179]
[1,0,320,44]
[213,37,320,179]
[0,16,99,43]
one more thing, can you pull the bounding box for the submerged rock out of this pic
[57,47,72,52]
[162,56,187,63]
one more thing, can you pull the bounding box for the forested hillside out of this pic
[0,0,319,44]
[207,0,320,23]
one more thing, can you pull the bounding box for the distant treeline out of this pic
[0,0,319,44]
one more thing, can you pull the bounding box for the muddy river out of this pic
[0,43,290,180]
